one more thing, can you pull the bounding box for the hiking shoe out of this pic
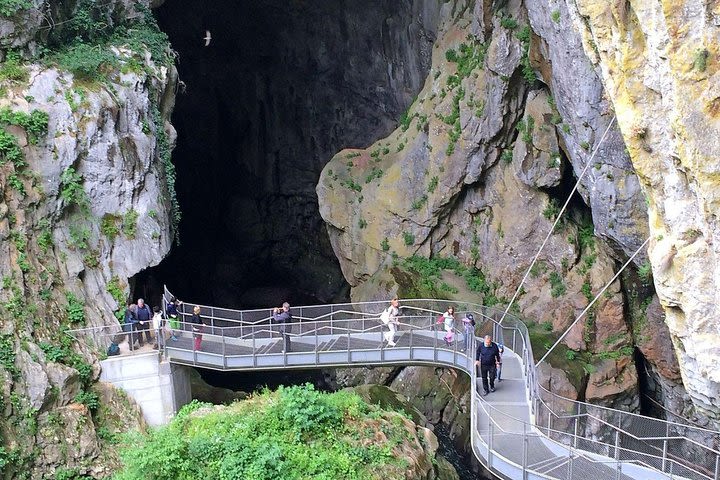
[387,341,396,347]
[498,378,502,382]
[170,336,178,342]
[482,390,489,396]
[490,387,496,393]
[152,345,158,350]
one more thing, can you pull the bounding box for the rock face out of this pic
[317,0,640,428]
[0,2,177,475]
[566,0,720,422]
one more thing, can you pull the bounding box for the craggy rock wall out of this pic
[0,1,178,476]
[567,0,720,423]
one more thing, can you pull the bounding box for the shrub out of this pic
[53,43,119,81]
[542,198,560,220]
[65,292,85,325]
[427,176,439,193]
[101,214,120,240]
[74,390,99,412]
[67,224,90,250]
[694,48,709,72]
[0,51,27,81]
[638,261,653,285]
[115,385,413,480]
[380,238,390,252]
[60,167,90,212]
[501,148,513,164]
[550,10,561,22]
[500,16,518,29]
[122,209,139,239]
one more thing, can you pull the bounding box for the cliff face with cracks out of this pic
[566,0,720,423]
[0,0,178,476]
[318,0,719,448]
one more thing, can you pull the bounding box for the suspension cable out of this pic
[498,117,617,325]
[536,236,650,367]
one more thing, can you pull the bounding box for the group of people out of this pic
[124,297,206,351]
[380,299,505,396]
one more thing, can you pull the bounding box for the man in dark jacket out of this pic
[475,335,501,395]
[272,302,292,353]
[135,298,153,347]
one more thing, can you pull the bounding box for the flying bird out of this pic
[203,30,211,47]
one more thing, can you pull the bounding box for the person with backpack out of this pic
[273,302,293,353]
[475,334,501,396]
[442,306,456,346]
[190,305,205,351]
[135,298,153,347]
[380,298,400,346]
[496,343,505,382]
[165,296,182,341]
[462,313,476,352]
[152,306,165,351]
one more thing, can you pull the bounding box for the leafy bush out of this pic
[0,51,28,82]
[637,261,653,285]
[101,214,120,240]
[59,167,89,212]
[116,385,413,480]
[122,209,139,239]
[53,43,119,81]
[0,335,19,379]
[65,292,85,325]
[402,232,415,246]
[380,237,390,252]
[542,198,560,220]
[74,390,100,411]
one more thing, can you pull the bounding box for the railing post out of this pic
[409,328,413,360]
[662,422,669,473]
[315,321,319,366]
[714,453,719,480]
[239,310,243,338]
[522,422,528,480]
[222,328,226,369]
[210,307,215,336]
[330,305,334,336]
[252,325,257,368]
[434,325,438,362]
[573,416,579,449]
[487,414,494,468]
[614,429,621,480]
[347,327,351,363]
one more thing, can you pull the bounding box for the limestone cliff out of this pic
[0,0,178,476]
[318,0,642,424]
[565,0,720,424]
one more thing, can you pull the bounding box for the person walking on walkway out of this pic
[462,313,475,352]
[152,306,165,350]
[165,296,182,341]
[381,298,400,346]
[135,298,153,347]
[190,305,205,351]
[125,302,139,349]
[273,302,293,353]
[475,335,501,396]
[442,306,456,346]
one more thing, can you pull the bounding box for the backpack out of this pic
[107,342,120,357]
[380,308,391,325]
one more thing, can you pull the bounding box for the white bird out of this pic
[203,30,211,47]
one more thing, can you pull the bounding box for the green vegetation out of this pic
[516,26,536,83]
[549,271,566,298]
[341,178,362,193]
[151,106,181,242]
[411,195,428,210]
[101,214,121,241]
[380,237,390,252]
[0,108,49,168]
[37,220,53,253]
[580,141,590,151]
[516,116,535,144]
[542,198,560,220]
[121,210,139,239]
[445,36,488,78]
[59,167,90,212]
[364,167,383,184]
[402,232,415,246]
[65,292,85,325]
[637,261,653,285]
[73,390,99,412]
[67,224,90,250]
[107,276,127,320]
[427,176,439,194]
[550,10,561,23]
[501,148,513,164]
[0,334,20,379]
[0,51,28,82]
[500,15,518,30]
[116,385,417,480]
[693,48,709,72]
[358,218,367,229]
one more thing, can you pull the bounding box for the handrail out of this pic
[75,287,720,480]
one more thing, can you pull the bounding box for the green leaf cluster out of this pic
[116,385,414,480]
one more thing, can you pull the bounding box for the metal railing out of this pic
[65,287,720,480]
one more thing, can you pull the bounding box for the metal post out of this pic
[487,414,494,468]
[252,325,257,368]
[522,423,528,480]
[614,429,621,480]
[409,328,413,360]
[210,307,215,336]
[714,453,719,480]
[315,322,319,366]
[434,325,438,362]
[573,416,579,449]
[347,327,351,363]
[222,328,226,369]
[662,422,669,472]
[240,310,243,338]
[330,305,334,335]
[512,329,516,353]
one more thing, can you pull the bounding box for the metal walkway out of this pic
[70,289,720,480]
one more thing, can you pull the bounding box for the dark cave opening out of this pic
[134,0,442,310]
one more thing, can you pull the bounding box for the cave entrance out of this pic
[135,0,442,308]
